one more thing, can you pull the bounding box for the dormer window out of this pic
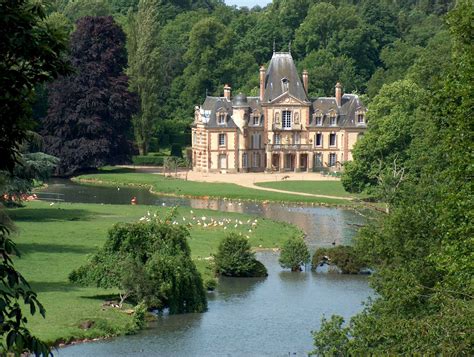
[281,78,289,93]
[218,112,226,125]
[252,114,260,126]
[329,114,337,126]
[314,114,322,126]
[357,113,365,124]
[282,110,292,129]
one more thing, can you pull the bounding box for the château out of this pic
[191,52,367,173]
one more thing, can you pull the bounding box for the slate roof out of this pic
[263,52,309,103]
[309,94,366,129]
[198,95,263,129]
[196,52,365,130]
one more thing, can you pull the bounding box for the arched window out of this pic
[281,77,289,92]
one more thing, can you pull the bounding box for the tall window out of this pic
[329,153,337,167]
[218,113,226,125]
[252,133,261,149]
[329,114,337,126]
[218,133,226,146]
[315,133,322,147]
[252,152,260,168]
[357,113,365,124]
[274,133,281,144]
[242,153,248,168]
[315,153,323,167]
[293,132,300,144]
[329,133,336,146]
[282,111,292,129]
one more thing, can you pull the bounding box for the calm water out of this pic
[39,179,371,356]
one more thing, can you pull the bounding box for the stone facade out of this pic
[191,52,367,173]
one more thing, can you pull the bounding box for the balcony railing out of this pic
[272,124,302,131]
[266,144,313,152]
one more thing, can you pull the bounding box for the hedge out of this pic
[132,155,164,166]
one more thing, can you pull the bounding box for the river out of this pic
[38,179,371,356]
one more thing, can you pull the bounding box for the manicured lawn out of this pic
[9,200,300,345]
[255,180,356,198]
[76,169,350,205]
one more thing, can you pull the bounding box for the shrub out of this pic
[69,211,207,314]
[170,143,183,158]
[279,236,310,271]
[312,246,365,274]
[214,233,267,277]
[132,155,164,166]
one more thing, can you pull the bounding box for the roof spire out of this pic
[273,39,275,54]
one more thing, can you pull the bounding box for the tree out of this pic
[341,79,426,199]
[43,16,138,175]
[0,0,69,173]
[62,0,112,22]
[279,236,310,272]
[214,233,267,277]
[312,2,473,353]
[0,0,69,354]
[69,211,207,314]
[127,0,162,155]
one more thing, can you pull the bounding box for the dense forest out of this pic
[35,0,455,156]
[2,0,471,354]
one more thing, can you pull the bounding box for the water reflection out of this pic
[59,253,370,357]
[39,179,365,250]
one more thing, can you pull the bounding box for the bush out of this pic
[312,246,365,274]
[170,143,183,158]
[279,236,310,271]
[132,155,164,166]
[69,211,207,314]
[214,233,267,277]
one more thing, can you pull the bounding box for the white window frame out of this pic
[252,152,260,168]
[329,115,337,126]
[218,113,226,125]
[252,115,260,126]
[242,153,248,168]
[315,115,322,126]
[315,152,323,167]
[329,153,337,167]
[329,133,337,147]
[274,134,281,145]
[315,133,323,147]
[357,113,365,124]
[218,133,226,146]
[293,132,300,145]
[282,111,292,129]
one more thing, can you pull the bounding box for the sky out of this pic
[225,0,272,8]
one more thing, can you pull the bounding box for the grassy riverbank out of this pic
[9,200,300,345]
[255,181,357,198]
[74,168,351,205]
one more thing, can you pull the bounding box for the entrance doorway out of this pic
[272,154,280,171]
[300,154,308,171]
[218,154,227,169]
[285,154,295,171]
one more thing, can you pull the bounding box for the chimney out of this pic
[224,84,231,100]
[302,69,308,93]
[335,82,342,107]
[259,66,265,101]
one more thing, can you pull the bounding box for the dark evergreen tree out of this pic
[43,16,138,175]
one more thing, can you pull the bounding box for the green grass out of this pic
[9,200,300,345]
[75,168,351,205]
[255,180,356,198]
